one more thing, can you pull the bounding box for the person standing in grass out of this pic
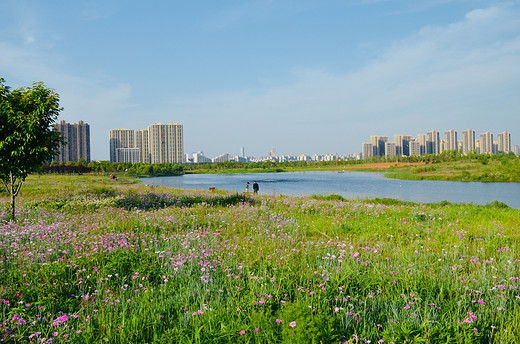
[245,182,250,193]
[253,181,259,194]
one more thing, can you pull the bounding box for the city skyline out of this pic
[362,129,516,158]
[52,120,519,163]
[2,1,520,160]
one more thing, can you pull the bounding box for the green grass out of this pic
[1,174,519,343]
[385,157,520,182]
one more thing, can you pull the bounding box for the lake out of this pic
[141,171,520,209]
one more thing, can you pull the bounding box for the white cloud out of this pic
[465,7,500,20]
[171,5,520,156]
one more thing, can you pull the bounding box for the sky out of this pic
[1,0,520,160]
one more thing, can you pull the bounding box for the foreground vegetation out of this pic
[1,174,519,343]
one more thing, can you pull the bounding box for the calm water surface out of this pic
[141,171,520,209]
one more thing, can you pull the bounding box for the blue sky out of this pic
[1,0,519,160]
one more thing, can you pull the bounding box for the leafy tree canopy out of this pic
[0,78,63,220]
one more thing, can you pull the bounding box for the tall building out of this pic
[370,135,388,156]
[513,145,520,156]
[394,135,411,156]
[417,134,427,155]
[54,120,91,163]
[136,129,150,164]
[147,123,184,164]
[497,131,511,154]
[362,143,374,159]
[109,129,135,163]
[444,129,457,152]
[409,140,421,156]
[462,129,475,155]
[480,132,493,155]
[427,130,440,155]
[385,142,397,157]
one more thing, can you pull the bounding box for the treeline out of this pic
[46,161,184,177]
[183,159,367,172]
[47,165,92,174]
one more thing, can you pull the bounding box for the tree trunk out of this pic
[9,171,16,222]
[11,192,16,222]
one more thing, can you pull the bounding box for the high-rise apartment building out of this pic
[385,142,397,157]
[394,135,411,156]
[444,129,457,152]
[427,130,440,155]
[362,143,374,158]
[370,135,388,156]
[136,129,150,163]
[417,134,427,155]
[110,123,184,164]
[462,129,475,155]
[480,132,493,155]
[109,129,135,163]
[54,120,91,163]
[147,123,184,164]
[497,131,511,154]
[409,140,421,156]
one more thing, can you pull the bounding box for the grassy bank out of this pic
[1,174,519,343]
[384,158,520,182]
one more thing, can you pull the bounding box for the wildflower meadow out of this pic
[1,174,519,343]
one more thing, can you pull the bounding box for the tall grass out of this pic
[0,175,519,343]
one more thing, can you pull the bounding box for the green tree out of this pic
[0,79,62,221]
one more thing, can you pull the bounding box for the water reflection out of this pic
[141,171,520,209]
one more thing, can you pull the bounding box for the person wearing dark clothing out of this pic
[253,181,259,194]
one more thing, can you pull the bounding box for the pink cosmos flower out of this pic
[275,319,282,323]
[289,321,296,328]
[254,328,259,332]
[239,330,246,335]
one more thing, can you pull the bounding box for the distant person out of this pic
[245,182,250,193]
[253,181,259,194]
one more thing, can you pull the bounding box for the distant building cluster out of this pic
[185,150,361,164]
[51,120,519,165]
[362,129,518,159]
[109,123,184,164]
[53,120,91,163]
